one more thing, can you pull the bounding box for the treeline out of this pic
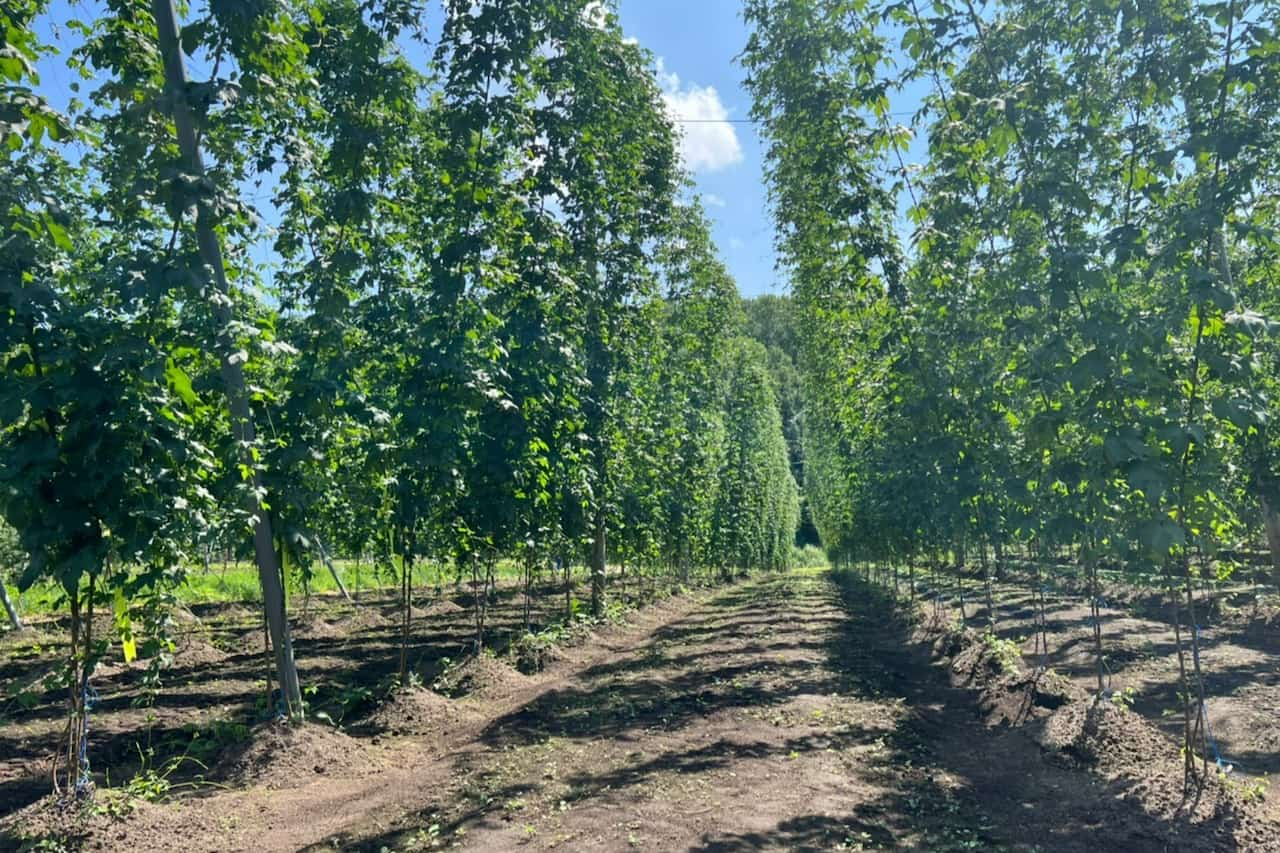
[0,0,798,789]
[744,0,1280,786]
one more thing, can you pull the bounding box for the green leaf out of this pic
[42,214,72,251]
[1136,519,1184,555]
[165,359,199,407]
[114,588,137,663]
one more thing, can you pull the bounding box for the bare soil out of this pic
[938,572,1280,807]
[212,721,382,790]
[1,570,1277,852]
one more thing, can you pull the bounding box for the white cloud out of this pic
[704,193,727,207]
[583,1,608,29]
[729,237,745,250]
[654,57,681,92]
[655,58,743,174]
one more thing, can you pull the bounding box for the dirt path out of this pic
[10,570,1275,852]
[308,570,1247,852]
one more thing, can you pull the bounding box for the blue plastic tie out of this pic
[74,681,99,797]
[1191,625,1239,774]
[1197,690,1237,772]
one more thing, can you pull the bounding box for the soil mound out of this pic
[171,631,230,667]
[212,720,378,789]
[420,599,466,616]
[510,632,567,674]
[1248,606,1280,645]
[333,606,393,631]
[915,602,1279,850]
[1208,695,1280,759]
[1,793,153,850]
[170,605,202,627]
[215,603,259,623]
[1041,699,1170,773]
[1040,700,1279,849]
[364,687,480,737]
[390,599,468,622]
[976,668,1079,727]
[434,654,530,700]
[233,627,268,655]
[926,623,970,659]
[291,615,345,640]
[947,631,1000,684]
[935,625,1082,726]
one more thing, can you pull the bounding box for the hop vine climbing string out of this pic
[75,681,99,798]
[1192,623,1240,775]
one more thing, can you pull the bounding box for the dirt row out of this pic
[0,574,639,821]
[1,583,701,851]
[906,569,1280,787]
[333,569,1275,852]
[4,569,1279,851]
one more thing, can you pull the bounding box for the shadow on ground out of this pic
[312,570,1269,852]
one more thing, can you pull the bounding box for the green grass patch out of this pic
[5,557,543,620]
[792,544,830,569]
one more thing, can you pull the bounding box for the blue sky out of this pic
[32,0,781,296]
[32,0,875,299]
[615,1,935,298]
[616,1,781,298]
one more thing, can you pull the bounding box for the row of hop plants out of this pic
[1,0,800,797]
[743,0,1280,793]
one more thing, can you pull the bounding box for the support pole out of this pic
[151,0,303,718]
